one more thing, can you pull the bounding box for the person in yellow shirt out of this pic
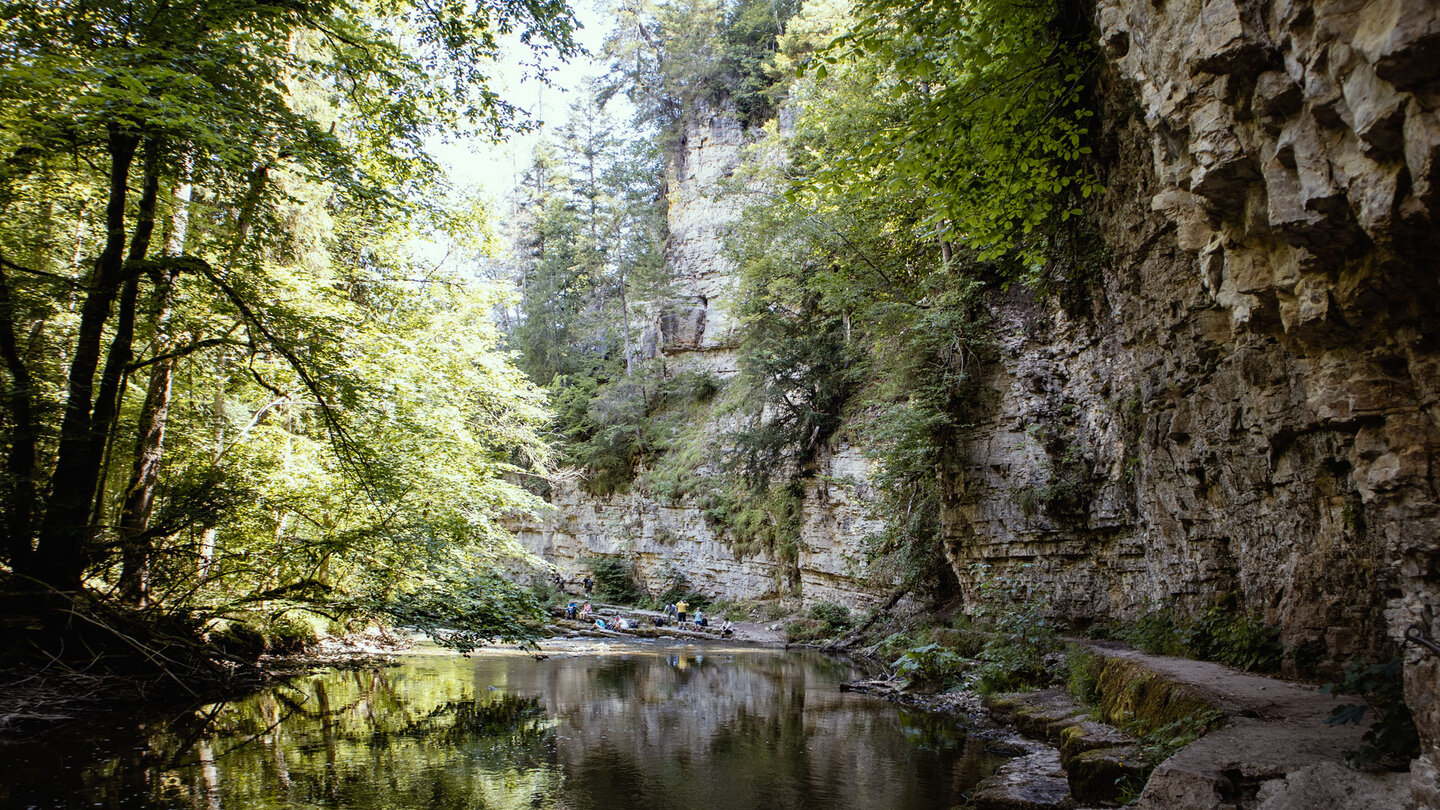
[675,599,689,625]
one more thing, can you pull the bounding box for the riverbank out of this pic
[545,601,788,646]
[839,639,1414,810]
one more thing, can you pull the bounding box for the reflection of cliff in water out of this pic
[0,643,1002,809]
[490,645,1001,809]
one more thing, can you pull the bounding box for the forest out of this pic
[0,0,583,677]
[0,0,1097,676]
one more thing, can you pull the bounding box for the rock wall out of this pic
[942,0,1440,799]
[640,106,747,376]
[515,439,883,608]
[511,104,890,612]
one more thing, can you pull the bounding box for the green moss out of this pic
[1095,658,1214,734]
[1067,746,1148,805]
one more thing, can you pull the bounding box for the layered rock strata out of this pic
[944,0,1440,799]
[510,104,889,611]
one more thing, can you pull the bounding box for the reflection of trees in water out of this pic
[3,650,1003,810]
[5,660,561,810]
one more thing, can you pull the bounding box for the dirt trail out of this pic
[1080,640,1413,810]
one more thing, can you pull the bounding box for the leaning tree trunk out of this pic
[117,144,193,607]
[28,126,141,590]
[116,309,176,607]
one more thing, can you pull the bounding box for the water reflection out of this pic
[1,641,1003,809]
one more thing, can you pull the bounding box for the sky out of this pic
[433,0,621,206]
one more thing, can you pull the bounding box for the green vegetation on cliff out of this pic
[503,0,1101,600]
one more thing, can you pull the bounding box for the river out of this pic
[1,638,1005,809]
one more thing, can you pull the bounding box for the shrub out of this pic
[1122,602,1282,673]
[265,613,319,654]
[1324,656,1420,770]
[968,563,1060,694]
[785,617,832,643]
[892,642,966,690]
[583,554,645,605]
[1065,643,1101,705]
[1135,709,1225,764]
[807,601,852,631]
[1186,608,1282,673]
[1123,605,1186,656]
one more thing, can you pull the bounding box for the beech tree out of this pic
[0,0,577,627]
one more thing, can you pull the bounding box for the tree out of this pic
[0,0,577,621]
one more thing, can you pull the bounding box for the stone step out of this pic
[970,742,1075,810]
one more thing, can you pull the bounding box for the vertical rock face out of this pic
[642,105,748,375]
[509,103,890,612]
[943,0,1440,798]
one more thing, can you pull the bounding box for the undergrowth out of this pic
[1118,601,1282,673]
[1323,656,1420,770]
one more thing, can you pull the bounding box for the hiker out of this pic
[694,609,706,627]
[566,601,578,619]
[583,575,594,595]
[553,571,564,590]
[675,599,689,625]
[580,601,593,618]
[721,619,734,638]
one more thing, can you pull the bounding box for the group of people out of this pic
[660,602,733,636]
[554,570,594,595]
[551,564,742,638]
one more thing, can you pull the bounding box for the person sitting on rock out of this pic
[580,601,593,619]
[721,619,734,637]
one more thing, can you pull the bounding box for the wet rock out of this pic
[1057,721,1137,765]
[1066,745,1148,805]
[986,690,1089,744]
[971,744,1074,810]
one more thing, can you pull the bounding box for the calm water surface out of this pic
[2,639,1004,809]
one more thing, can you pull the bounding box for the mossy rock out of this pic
[211,621,267,659]
[1058,721,1136,766]
[1066,745,1148,805]
[1095,658,1214,734]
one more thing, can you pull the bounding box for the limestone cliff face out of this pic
[512,0,1440,794]
[510,104,890,611]
[941,0,1440,799]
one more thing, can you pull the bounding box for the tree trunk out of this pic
[0,259,37,571]
[28,126,140,589]
[116,309,175,607]
[118,141,191,607]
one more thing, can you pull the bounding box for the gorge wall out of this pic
[940,0,1440,799]
[509,107,892,610]
[511,0,1440,795]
